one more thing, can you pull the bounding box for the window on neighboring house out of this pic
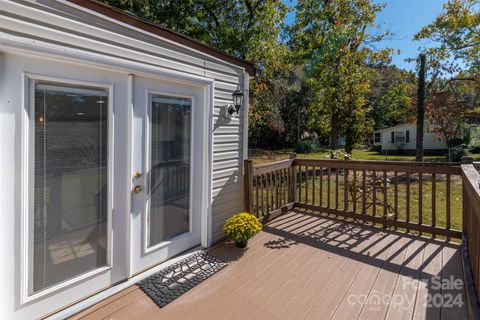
[395,131,405,143]
[391,131,395,143]
[374,132,381,143]
[406,130,410,143]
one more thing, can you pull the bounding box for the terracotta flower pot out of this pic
[235,239,248,248]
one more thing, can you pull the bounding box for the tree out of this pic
[425,91,467,161]
[289,0,392,153]
[100,0,294,149]
[413,0,479,159]
[366,65,416,131]
[416,54,426,162]
[414,0,480,74]
[413,0,479,94]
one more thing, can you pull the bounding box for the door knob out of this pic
[133,185,143,193]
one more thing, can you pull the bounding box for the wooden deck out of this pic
[71,210,468,320]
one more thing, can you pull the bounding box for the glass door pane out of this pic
[32,81,109,294]
[148,95,191,247]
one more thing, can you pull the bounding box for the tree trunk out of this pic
[447,139,453,162]
[297,104,301,143]
[415,54,426,162]
[345,125,354,155]
[330,113,339,150]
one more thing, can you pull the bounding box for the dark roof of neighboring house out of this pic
[67,0,255,76]
[375,122,416,132]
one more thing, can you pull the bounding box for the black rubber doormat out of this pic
[137,251,228,307]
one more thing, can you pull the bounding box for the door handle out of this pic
[133,185,143,194]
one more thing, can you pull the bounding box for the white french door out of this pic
[21,67,129,312]
[15,53,211,318]
[130,75,204,275]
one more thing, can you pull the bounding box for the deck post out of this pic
[243,159,254,214]
[289,153,297,203]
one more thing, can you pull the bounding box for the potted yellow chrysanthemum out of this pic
[223,212,262,248]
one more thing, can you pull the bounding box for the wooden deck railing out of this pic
[244,155,464,239]
[243,154,297,221]
[461,158,480,307]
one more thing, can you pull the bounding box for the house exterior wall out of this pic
[373,123,448,151]
[1,0,247,243]
[0,1,249,318]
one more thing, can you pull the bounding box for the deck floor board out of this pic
[71,210,468,320]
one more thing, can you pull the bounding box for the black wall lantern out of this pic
[226,86,244,117]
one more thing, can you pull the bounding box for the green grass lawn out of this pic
[250,148,480,165]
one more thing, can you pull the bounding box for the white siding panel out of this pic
[212,182,242,198]
[213,200,243,220]
[205,70,241,84]
[213,150,242,162]
[213,116,241,126]
[214,98,235,105]
[213,134,242,144]
[212,158,242,171]
[213,102,244,115]
[212,187,244,207]
[214,90,236,100]
[215,80,239,92]
[213,204,243,226]
[213,167,241,181]
[205,60,243,76]
[213,142,242,153]
[212,175,241,190]
[213,125,241,135]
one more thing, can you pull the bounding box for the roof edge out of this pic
[375,122,416,132]
[66,0,256,76]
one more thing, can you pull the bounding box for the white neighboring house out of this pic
[373,123,448,152]
[0,1,254,319]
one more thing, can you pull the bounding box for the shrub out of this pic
[450,138,465,148]
[469,145,480,154]
[223,212,262,247]
[325,150,351,159]
[451,144,470,162]
[295,139,319,154]
[329,150,339,159]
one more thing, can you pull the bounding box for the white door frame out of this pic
[124,72,214,255]
[129,75,211,275]
[2,38,214,319]
[20,72,117,304]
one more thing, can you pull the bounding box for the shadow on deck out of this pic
[71,210,467,320]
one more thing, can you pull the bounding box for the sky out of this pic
[373,0,448,70]
[284,0,449,71]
